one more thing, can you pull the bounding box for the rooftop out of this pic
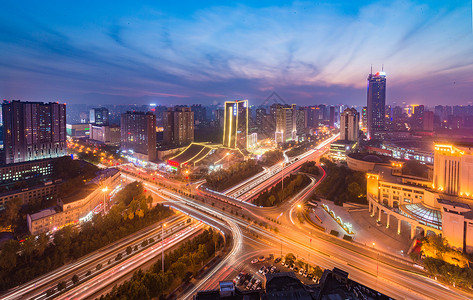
[29,207,60,221]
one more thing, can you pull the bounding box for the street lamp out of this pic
[162,223,166,273]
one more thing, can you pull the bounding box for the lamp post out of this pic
[162,223,166,273]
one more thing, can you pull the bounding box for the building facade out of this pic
[89,108,109,125]
[27,168,120,235]
[367,72,386,139]
[366,142,473,253]
[340,108,359,142]
[274,104,296,143]
[163,106,194,147]
[89,125,121,145]
[120,111,157,161]
[223,100,248,150]
[2,100,67,164]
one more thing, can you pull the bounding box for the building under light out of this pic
[2,100,67,164]
[120,111,157,162]
[274,104,296,143]
[367,71,386,140]
[223,100,248,150]
[365,142,473,253]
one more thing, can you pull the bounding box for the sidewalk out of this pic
[308,199,412,255]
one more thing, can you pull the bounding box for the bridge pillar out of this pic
[386,214,390,228]
[378,208,382,222]
[411,224,416,239]
[397,219,401,235]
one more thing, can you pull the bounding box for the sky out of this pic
[0,1,472,107]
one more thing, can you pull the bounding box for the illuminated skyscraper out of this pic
[223,100,248,150]
[367,71,386,139]
[2,100,67,164]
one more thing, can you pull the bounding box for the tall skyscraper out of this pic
[163,106,194,147]
[329,106,335,128]
[2,100,67,164]
[89,107,109,125]
[223,100,248,150]
[340,108,360,142]
[274,104,296,143]
[367,71,386,139]
[120,111,156,161]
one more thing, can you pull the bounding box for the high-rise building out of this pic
[329,106,335,128]
[163,107,194,147]
[223,100,248,150]
[423,111,434,131]
[120,111,156,161]
[191,104,207,124]
[274,104,296,143]
[256,108,266,129]
[89,108,109,125]
[367,71,386,139]
[340,108,359,142]
[2,100,67,164]
[296,107,307,135]
[412,105,425,130]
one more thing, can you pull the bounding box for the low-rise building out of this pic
[89,125,121,145]
[366,142,473,253]
[0,183,58,209]
[66,123,90,138]
[27,168,121,235]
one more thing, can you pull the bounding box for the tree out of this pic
[0,197,22,227]
[35,233,49,257]
[0,240,19,270]
[22,236,36,262]
[96,263,102,271]
[126,246,133,255]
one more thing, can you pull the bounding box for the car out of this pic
[270,266,277,273]
[284,262,290,268]
[258,255,265,262]
[274,257,281,264]
[376,221,382,227]
[246,281,253,289]
[312,277,318,283]
[251,258,258,264]
[299,268,304,275]
[258,266,265,274]
[263,267,269,275]
[303,271,308,278]
[307,275,313,280]
[289,264,294,270]
[293,266,298,272]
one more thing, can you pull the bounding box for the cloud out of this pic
[0,1,472,106]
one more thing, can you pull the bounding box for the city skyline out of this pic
[1,1,472,106]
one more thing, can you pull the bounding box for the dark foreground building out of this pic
[194,268,392,300]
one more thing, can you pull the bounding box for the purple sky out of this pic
[0,1,472,107]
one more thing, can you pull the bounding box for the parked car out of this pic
[293,267,298,273]
[274,257,281,264]
[299,268,304,275]
[251,258,258,264]
[258,266,265,274]
[290,264,295,270]
[258,256,265,262]
[270,266,277,273]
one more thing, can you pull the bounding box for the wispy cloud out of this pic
[0,1,472,105]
